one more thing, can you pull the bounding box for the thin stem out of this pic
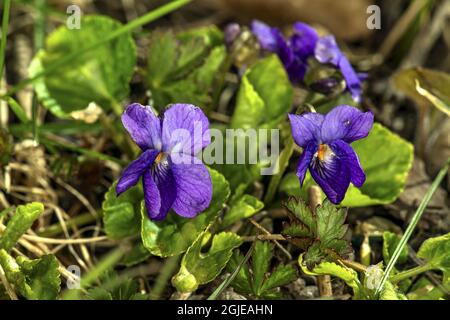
[22,234,108,245]
[0,0,192,98]
[5,97,29,123]
[150,255,180,300]
[389,264,432,284]
[38,211,102,237]
[0,0,11,78]
[208,242,255,300]
[39,136,126,165]
[32,0,47,143]
[375,156,450,297]
[61,247,126,300]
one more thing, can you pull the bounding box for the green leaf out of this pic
[417,232,450,283]
[0,202,44,251]
[231,55,293,129]
[298,254,362,298]
[280,124,414,207]
[393,67,450,117]
[260,264,297,293]
[84,270,148,300]
[383,231,409,265]
[227,241,296,299]
[379,281,407,300]
[283,198,352,269]
[121,242,151,267]
[172,231,242,293]
[30,15,136,118]
[145,28,225,109]
[252,241,272,295]
[0,249,60,300]
[225,250,253,295]
[102,182,142,240]
[407,277,449,300]
[141,168,230,257]
[222,194,264,228]
[177,25,223,47]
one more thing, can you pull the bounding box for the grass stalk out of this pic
[375,156,450,297]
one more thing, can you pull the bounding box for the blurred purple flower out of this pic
[251,20,364,102]
[116,103,212,221]
[288,105,374,204]
[224,23,241,49]
[315,36,364,102]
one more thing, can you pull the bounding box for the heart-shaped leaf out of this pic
[172,231,242,293]
[30,15,136,118]
[102,182,142,240]
[0,250,60,300]
[417,232,450,284]
[231,55,293,129]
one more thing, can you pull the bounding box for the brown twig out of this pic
[249,218,292,260]
[241,234,287,242]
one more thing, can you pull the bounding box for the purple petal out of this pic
[162,104,210,155]
[329,140,365,187]
[321,105,374,144]
[143,154,177,221]
[296,143,317,186]
[314,35,342,66]
[116,149,158,196]
[122,103,162,151]
[309,147,351,204]
[288,113,324,147]
[285,57,308,83]
[338,57,363,103]
[142,172,161,220]
[271,28,294,67]
[290,22,319,60]
[169,154,212,218]
[314,36,364,102]
[251,20,296,70]
[251,20,279,52]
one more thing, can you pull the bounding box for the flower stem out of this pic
[309,186,332,297]
[389,264,432,283]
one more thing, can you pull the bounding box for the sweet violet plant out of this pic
[288,105,374,204]
[116,103,212,220]
[251,20,364,102]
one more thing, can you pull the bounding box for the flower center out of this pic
[317,144,328,161]
[155,152,167,164]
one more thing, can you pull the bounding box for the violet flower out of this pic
[251,20,364,102]
[288,105,374,204]
[116,103,212,221]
